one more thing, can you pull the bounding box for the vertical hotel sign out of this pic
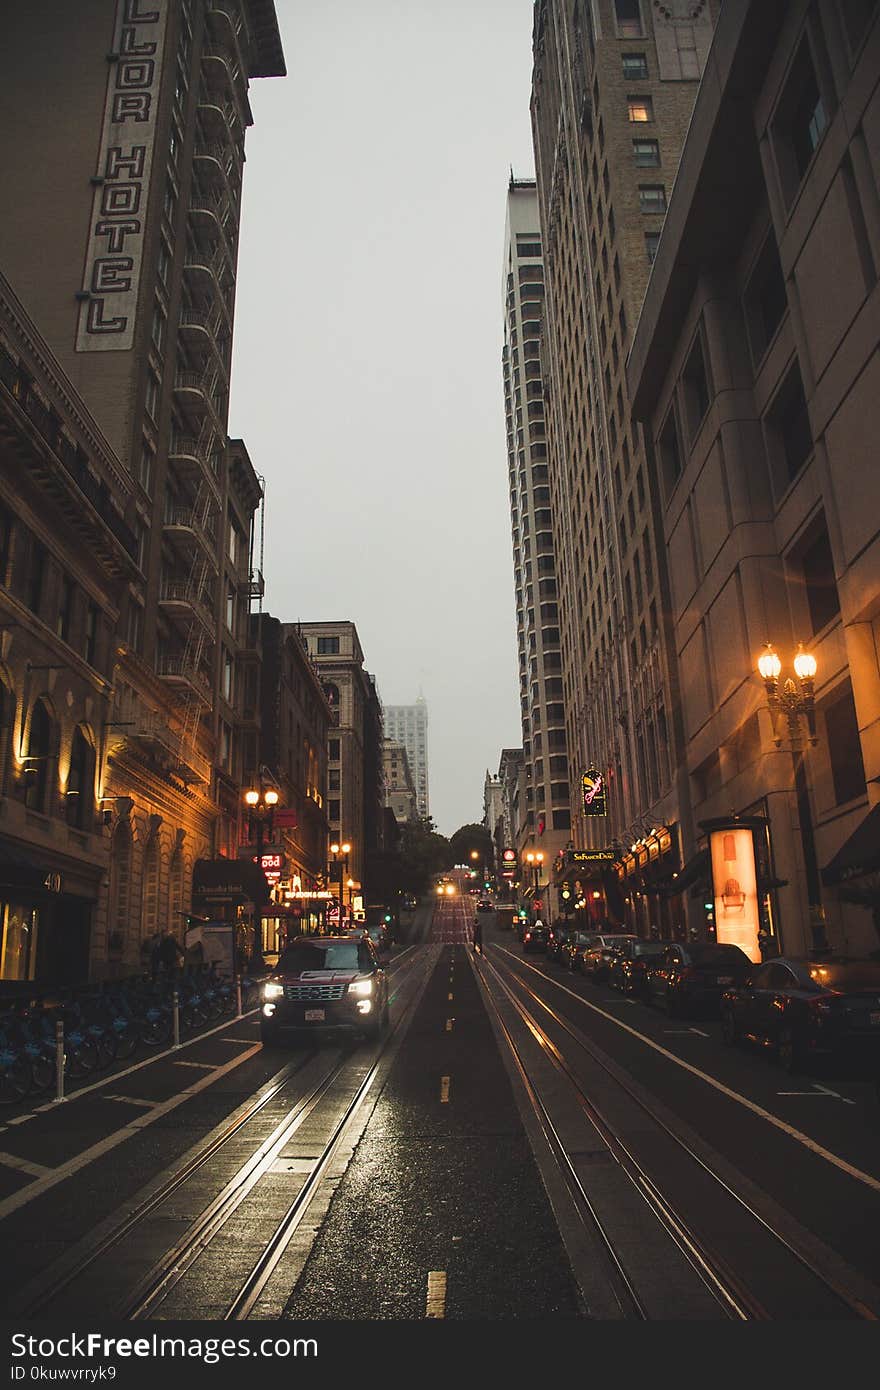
[76,0,168,353]
[708,825,761,964]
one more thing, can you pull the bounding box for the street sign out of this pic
[272,808,298,828]
[582,767,607,817]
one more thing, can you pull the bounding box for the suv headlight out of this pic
[263,982,284,999]
[348,978,373,997]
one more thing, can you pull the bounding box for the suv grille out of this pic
[284,983,346,1001]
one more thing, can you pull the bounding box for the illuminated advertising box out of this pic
[708,825,761,963]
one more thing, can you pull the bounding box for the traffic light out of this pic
[384,913,392,923]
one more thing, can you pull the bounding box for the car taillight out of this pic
[524,932,531,941]
[678,967,698,982]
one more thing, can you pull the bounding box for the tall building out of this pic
[628,0,880,958]
[383,697,429,820]
[298,621,384,909]
[383,738,418,826]
[502,177,571,912]
[529,0,718,934]
[0,0,285,977]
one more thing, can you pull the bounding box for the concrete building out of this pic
[383,697,430,820]
[502,177,572,914]
[0,0,284,976]
[0,274,139,985]
[384,737,418,826]
[628,0,880,958]
[529,0,719,934]
[298,622,384,913]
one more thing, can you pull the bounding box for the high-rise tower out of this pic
[0,1,284,976]
[383,698,429,822]
[529,0,718,935]
[501,177,571,912]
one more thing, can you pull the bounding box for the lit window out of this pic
[627,96,653,122]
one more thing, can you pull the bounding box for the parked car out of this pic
[578,934,638,981]
[522,922,549,954]
[546,924,572,963]
[260,935,389,1044]
[721,956,880,1074]
[559,929,599,971]
[607,939,667,997]
[645,941,752,1017]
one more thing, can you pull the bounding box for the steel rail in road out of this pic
[482,947,878,1321]
[13,946,427,1321]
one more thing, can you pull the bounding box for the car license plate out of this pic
[304,1009,325,1022]
[870,1012,880,1027]
[717,976,732,985]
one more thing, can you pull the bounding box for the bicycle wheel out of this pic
[29,1048,56,1093]
[112,1021,140,1061]
[0,1053,32,1103]
[65,1037,99,1077]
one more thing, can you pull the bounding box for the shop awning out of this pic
[192,857,270,905]
[667,848,710,894]
[822,803,880,886]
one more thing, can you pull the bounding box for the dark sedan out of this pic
[608,939,666,997]
[644,941,752,1017]
[559,929,599,971]
[522,923,549,954]
[546,924,572,963]
[721,956,880,1074]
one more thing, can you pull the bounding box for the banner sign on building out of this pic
[582,767,607,817]
[568,849,615,865]
[76,0,169,352]
[708,825,761,963]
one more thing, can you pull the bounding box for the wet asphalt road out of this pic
[283,929,583,1320]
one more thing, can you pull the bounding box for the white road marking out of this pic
[0,1152,53,1178]
[172,1060,216,1069]
[6,1114,36,1127]
[426,1270,447,1318]
[445,1019,454,1032]
[812,1083,856,1106]
[103,1094,157,1108]
[0,1044,262,1220]
[498,945,880,1195]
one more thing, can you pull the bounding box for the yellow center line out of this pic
[445,1019,454,1032]
[440,1076,451,1103]
[426,1270,447,1318]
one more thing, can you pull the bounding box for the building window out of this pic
[56,574,74,643]
[638,184,667,213]
[773,39,829,203]
[615,0,643,37]
[658,407,683,496]
[0,506,12,587]
[139,443,155,495]
[22,699,52,814]
[824,684,866,805]
[145,372,160,422]
[627,95,653,122]
[151,303,166,354]
[645,231,661,264]
[26,537,46,617]
[801,527,841,633]
[328,738,340,762]
[222,650,234,702]
[682,333,711,439]
[125,599,143,654]
[744,235,787,362]
[623,52,648,79]
[317,636,340,655]
[633,139,660,166]
[84,603,99,667]
[66,726,94,829]
[329,769,340,792]
[329,798,340,822]
[766,362,813,490]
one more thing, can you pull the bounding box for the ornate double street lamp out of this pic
[329,840,351,930]
[244,782,279,971]
[524,849,544,913]
[757,642,829,955]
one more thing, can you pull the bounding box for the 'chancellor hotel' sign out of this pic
[76,0,168,353]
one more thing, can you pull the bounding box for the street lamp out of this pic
[329,840,351,930]
[243,782,280,972]
[524,849,545,910]
[757,642,828,956]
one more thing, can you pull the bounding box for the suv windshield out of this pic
[276,943,373,973]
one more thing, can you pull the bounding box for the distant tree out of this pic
[396,817,453,898]
[449,823,495,878]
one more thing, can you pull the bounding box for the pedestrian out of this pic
[472,916,483,955]
[158,929,182,977]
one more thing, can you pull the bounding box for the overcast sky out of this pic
[228,0,537,837]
